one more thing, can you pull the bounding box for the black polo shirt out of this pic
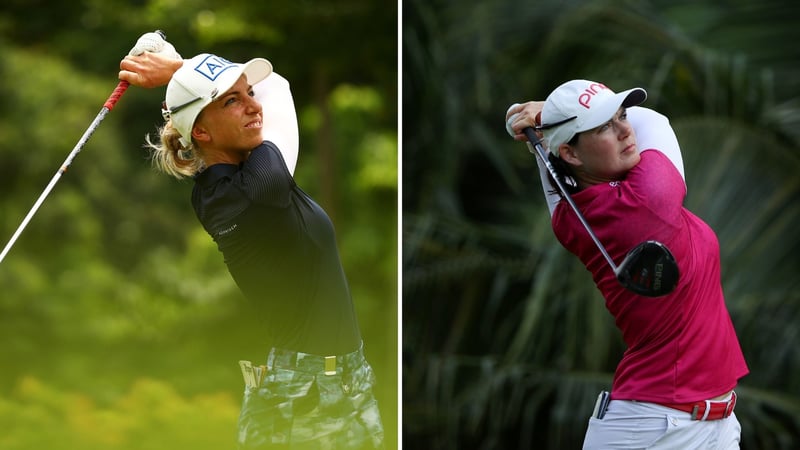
[191,141,361,356]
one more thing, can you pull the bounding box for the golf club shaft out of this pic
[523,127,618,272]
[0,81,130,265]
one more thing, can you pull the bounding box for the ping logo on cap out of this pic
[578,83,609,109]
[193,54,237,81]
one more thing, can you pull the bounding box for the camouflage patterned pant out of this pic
[237,344,384,449]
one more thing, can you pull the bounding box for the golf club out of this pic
[0,31,172,265]
[522,127,679,297]
[0,81,129,265]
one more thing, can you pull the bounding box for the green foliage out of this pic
[0,377,239,449]
[0,0,397,448]
[404,0,800,448]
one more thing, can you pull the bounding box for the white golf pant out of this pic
[583,399,741,449]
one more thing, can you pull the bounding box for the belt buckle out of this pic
[324,356,337,375]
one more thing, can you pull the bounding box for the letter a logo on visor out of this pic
[193,54,237,81]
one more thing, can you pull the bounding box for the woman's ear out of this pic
[191,124,211,143]
[558,144,582,167]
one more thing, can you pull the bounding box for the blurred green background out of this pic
[0,1,397,449]
[403,0,799,448]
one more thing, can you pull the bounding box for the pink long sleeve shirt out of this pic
[552,149,748,403]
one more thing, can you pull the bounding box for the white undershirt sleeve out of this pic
[527,142,561,217]
[627,106,685,184]
[253,72,299,175]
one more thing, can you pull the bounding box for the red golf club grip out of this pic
[103,80,130,111]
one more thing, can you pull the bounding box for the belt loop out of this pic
[700,400,711,421]
[690,405,699,420]
[725,391,737,418]
[324,356,337,375]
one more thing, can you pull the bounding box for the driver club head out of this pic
[615,241,679,297]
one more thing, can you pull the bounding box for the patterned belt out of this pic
[268,343,365,376]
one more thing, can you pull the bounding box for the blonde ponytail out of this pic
[144,120,205,179]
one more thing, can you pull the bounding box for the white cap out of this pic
[541,80,646,156]
[163,53,273,146]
